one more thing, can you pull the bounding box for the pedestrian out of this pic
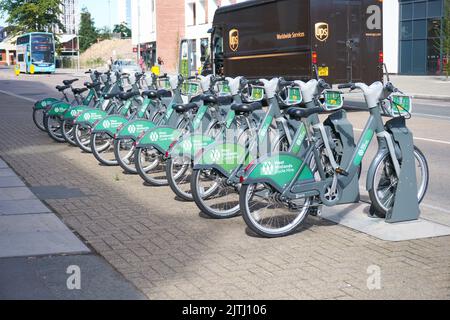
[107,57,114,71]
[139,56,145,72]
[157,57,164,74]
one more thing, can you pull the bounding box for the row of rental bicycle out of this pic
[32,69,429,238]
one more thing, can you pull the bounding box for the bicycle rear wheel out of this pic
[191,169,240,219]
[33,108,46,132]
[44,115,66,143]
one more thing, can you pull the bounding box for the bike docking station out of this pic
[369,116,419,223]
[320,96,450,242]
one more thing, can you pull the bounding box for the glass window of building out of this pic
[399,0,444,75]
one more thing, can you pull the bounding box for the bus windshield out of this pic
[31,34,54,64]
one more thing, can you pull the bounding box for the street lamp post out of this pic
[137,0,141,63]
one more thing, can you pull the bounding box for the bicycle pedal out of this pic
[335,167,349,176]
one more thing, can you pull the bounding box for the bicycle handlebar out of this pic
[337,83,355,90]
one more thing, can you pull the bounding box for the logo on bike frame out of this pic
[103,120,111,129]
[128,125,137,134]
[210,150,221,162]
[149,132,159,142]
[315,22,329,42]
[261,161,275,176]
[229,29,239,52]
[84,113,91,120]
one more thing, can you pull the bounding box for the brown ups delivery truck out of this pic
[206,0,383,84]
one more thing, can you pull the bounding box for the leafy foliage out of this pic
[0,0,64,35]
[78,7,98,53]
[113,23,132,38]
[443,0,450,78]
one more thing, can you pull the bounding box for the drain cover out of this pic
[29,186,86,200]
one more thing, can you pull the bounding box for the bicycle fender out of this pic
[34,98,59,110]
[63,105,92,121]
[92,115,129,137]
[115,119,156,140]
[193,142,252,176]
[169,134,215,159]
[74,109,108,126]
[47,102,71,117]
[136,126,182,154]
[244,153,314,192]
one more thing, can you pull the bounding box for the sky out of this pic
[0,0,119,29]
[79,0,119,29]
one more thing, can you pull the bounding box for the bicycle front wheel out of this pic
[369,146,429,217]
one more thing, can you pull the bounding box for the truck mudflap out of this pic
[34,98,59,110]
[243,153,314,193]
[115,119,156,141]
[136,126,182,154]
[63,105,92,121]
[193,143,253,178]
[74,109,108,127]
[46,102,71,117]
[91,115,129,137]
[169,134,216,159]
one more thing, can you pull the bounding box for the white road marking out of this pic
[0,89,37,103]
[413,113,450,120]
[354,128,450,145]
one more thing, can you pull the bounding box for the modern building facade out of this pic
[118,0,132,26]
[57,0,80,35]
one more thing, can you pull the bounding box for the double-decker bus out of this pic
[16,32,56,74]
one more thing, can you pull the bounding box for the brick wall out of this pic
[156,0,185,73]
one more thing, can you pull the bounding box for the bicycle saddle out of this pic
[84,82,100,89]
[142,90,158,99]
[157,89,171,98]
[103,92,119,99]
[72,88,88,95]
[119,91,140,101]
[63,79,79,86]
[286,107,322,121]
[231,102,263,114]
[173,103,198,114]
[56,85,70,92]
[201,94,218,105]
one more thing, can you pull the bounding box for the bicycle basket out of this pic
[281,86,303,106]
[247,85,265,102]
[182,81,202,97]
[158,79,172,90]
[382,94,412,117]
[322,90,344,111]
[216,81,232,96]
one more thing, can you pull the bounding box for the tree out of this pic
[78,8,98,53]
[442,0,450,80]
[113,22,132,39]
[0,0,64,35]
[98,26,112,41]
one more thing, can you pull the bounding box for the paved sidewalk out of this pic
[0,92,449,299]
[389,75,450,101]
[0,156,145,300]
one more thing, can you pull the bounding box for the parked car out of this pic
[112,59,142,74]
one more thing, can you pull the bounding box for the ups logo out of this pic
[315,22,329,42]
[229,28,239,52]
